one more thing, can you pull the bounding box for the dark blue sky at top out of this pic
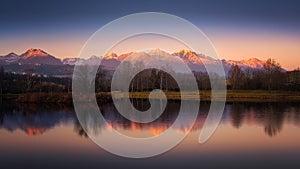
[1,0,300,38]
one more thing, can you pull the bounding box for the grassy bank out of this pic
[225,90,300,102]
[125,90,300,102]
[0,93,73,104]
[1,90,300,103]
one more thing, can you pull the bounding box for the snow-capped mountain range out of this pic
[0,48,283,75]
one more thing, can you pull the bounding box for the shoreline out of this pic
[1,90,300,103]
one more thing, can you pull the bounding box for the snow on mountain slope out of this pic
[0,48,285,76]
[19,48,62,65]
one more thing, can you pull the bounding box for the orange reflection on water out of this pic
[25,127,46,136]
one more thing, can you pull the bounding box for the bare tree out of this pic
[229,65,245,90]
[134,61,145,92]
[263,58,282,90]
[25,69,34,93]
[0,66,4,95]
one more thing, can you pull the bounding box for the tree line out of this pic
[228,58,300,90]
[0,67,71,94]
[0,58,299,94]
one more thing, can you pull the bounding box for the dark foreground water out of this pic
[0,101,300,169]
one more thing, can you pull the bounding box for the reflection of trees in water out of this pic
[262,104,284,137]
[0,102,76,135]
[70,102,300,138]
[62,100,209,137]
[74,120,88,138]
[98,101,180,137]
[1,101,300,138]
[0,101,4,125]
[129,98,151,111]
[229,102,297,137]
[0,102,89,137]
[230,103,247,128]
[0,109,3,126]
[285,106,300,127]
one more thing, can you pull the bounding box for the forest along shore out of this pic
[1,90,300,103]
[0,58,299,104]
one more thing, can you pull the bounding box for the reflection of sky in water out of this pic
[1,102,300,168]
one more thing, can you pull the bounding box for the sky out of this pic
[0,0,300,70]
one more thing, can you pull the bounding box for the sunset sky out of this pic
[0,0,299,70]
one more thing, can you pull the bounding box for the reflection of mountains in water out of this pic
[0,103,76,135]
[1,102,300,137]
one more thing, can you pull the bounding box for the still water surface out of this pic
[0,101,300,169]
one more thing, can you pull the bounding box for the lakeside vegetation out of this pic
[1,90,300,103]
[128,90,300,102]
[0,58,300,103]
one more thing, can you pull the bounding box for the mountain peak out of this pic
[148,48,171,57]
[242,58,264,67]
[27,48,46,53]
[147,48,167,54]
[149,48,164,53]
[173,49,196,56]
[104,52,118,59]
[3,52,18,58]
[17,48,62,65]
[174,49,193,55]
[242,57,261,62]
[173,49,203,64]
[22,48,49,59]
[118,52,134,61]
[248,57,260,61]
[225,57,266,70]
